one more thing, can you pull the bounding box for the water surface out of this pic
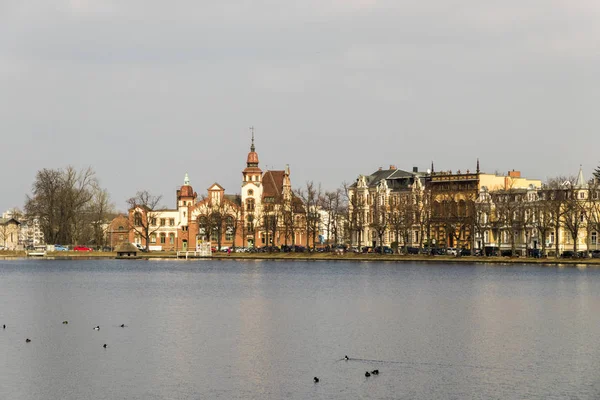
[0,259,599,399]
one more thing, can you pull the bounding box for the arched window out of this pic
[246,198,255,211]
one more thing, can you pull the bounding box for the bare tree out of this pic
[295,181,321,250]
[343,181,366,249]
[25,166,98,245]
[127,191,164,251]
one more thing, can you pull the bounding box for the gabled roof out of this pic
[0,217,20,226]
[263,170,285,198]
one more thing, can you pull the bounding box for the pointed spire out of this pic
[250,126,255,152]
[184,173,190,186]
[575,165,586,188]
[476,158,480,174]
[431,161,434,174]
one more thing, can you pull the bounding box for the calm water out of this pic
[0,259,599,400]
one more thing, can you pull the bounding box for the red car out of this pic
[73,246,93,252]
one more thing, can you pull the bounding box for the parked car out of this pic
[54,245,69,251]
[374,246,393,254]
[446,247,457,256]
[527,248,542,258]
[591,250,600,258]
[460,248,472,256]
[73,246,93,252]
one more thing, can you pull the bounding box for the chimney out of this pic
[378,167,382,171]
[508,170,521,178]
[412,166,418,173]
[389,165,396,170]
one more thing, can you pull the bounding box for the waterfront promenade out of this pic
[1,250,599,266]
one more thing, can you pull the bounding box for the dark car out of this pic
[374,246,393,254]
[561,251,575,258]
[591,250,600,258]
[460,248,472,256]
[528,248,542,258]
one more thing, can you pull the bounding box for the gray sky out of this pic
[1,1,599,213]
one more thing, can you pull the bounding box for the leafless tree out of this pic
[127,191,164,251]
[25,166,98,245]
[295,181,321,250]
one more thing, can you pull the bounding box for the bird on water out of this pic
[25,338,31,343]
[371,369,379,375]
[62,321,68,324]
[314,377,319,383]
[365,371,371,377]
[344,355,349,361]
[103,344,107,348]
[120,324,125,328]
[93,326,100,331]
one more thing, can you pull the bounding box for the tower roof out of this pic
[575,166,587,188]
[244,128,261,171]
[179,173,194,197]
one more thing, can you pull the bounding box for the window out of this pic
[150,234,157,244]
[592,232,597,245]
[169,219,175,226]
[134,213,142,226]
[580,192,585,199]
[182,226,188,232]
[548,232,554,245]
[160,218,166,226]
[246,198,255,211]
[248,189,254,196]
[169,233,175,245]
[160,233,166,244]
[119,234,124,241]
[150,218,157,226]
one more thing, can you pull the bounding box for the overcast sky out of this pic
[1,1,599,213]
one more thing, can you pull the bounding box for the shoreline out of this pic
[1,251,599,266]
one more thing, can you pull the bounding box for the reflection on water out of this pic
[0,259,599,400]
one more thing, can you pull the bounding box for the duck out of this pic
[313,377,319,383]
[62,321,68,324]
[2,324,5,329]
[344,355,349,361]
[120,324,125,328]
[93,326,100,331]
[103,344,107,348]
[25,338,31,343]
[365,371,371,377]
[371,369,379,375]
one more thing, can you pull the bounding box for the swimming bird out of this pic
[2,324,5,329]
[25,338,31,343]
[365,371,371,377]
[93,326,100,331]
[62,321,68,324]
[314,377,319,383]
[371,369,379,375]
[120,324,125,328]
[344,355,349,361]
[103,344,107,348]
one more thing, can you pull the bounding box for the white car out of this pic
[446,247,457,256]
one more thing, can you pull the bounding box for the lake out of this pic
[0,259,599,399]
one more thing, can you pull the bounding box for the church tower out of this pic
[177,173,196,227]
[241,129,264,247]
[242,129,262,185]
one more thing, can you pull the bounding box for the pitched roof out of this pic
[0,217,20,226]
[262,170,285,198]
[354,168,426,190]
